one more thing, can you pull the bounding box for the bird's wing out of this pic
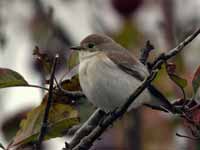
[105,50,149,81]
[105,50,174,112]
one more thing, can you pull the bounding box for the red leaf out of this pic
[192,66,200,94]
[166,62,176,74]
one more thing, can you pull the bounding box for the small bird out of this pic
[71,34,173,112]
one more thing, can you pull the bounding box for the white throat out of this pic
[79,51,101,62]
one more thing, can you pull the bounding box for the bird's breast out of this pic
[78,52,150,112]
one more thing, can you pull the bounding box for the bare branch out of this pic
[139,40,154,65]
[151,28,200,68]
[36,54,59,149]
[64,109,106,150]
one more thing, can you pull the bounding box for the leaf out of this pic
[0,68,28,88]
[9,103,79,148]
[169,74,187,89]
[67,51,79,70]
[192,66,200,94]
[61,75,81,92]
[191,107,200,125]
[59,66,93,122]
[1,109,28,142]
[166,63,176,74]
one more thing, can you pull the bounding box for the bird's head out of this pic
[70,34,125,53]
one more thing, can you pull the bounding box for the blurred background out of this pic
[0,0,200,149]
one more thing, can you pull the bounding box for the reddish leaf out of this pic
[166,62,176,74]
[192,65,200,94]
[192,108,200,125]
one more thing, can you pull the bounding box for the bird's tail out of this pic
[147,84,174,113]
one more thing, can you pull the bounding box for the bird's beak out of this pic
[70,46,84,51]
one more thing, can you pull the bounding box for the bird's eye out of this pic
[88,43,95,48]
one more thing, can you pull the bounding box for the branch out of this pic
[145,28,200,113]
[151,28,200,68]
[139,40,154,65]
[64,109,106,150]
[70,27,200,150]
[36,54,59,149]
[139,41,173,113]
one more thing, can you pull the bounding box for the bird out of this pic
[70,34,173,113]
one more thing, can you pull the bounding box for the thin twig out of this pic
[139,40,173,113]
[36,54,59,149]
[21,84,49,91]
[151,28,200,68]
[139,40,154,65]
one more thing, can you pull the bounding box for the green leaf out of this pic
[1,110,28,142]
[61,74,81,92]
[0,68,28,88]
[67,51,79,70]
[9,103,79,149]
[169,74,187,89]
[192,66,200,94]
[60,66,94,122]
[0,143,5,150]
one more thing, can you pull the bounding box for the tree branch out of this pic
[151,28,200,68]
[139,40,154,65]
[64,109,106,150]
[36,54,59,149]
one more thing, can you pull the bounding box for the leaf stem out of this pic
[0,84,49,91]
